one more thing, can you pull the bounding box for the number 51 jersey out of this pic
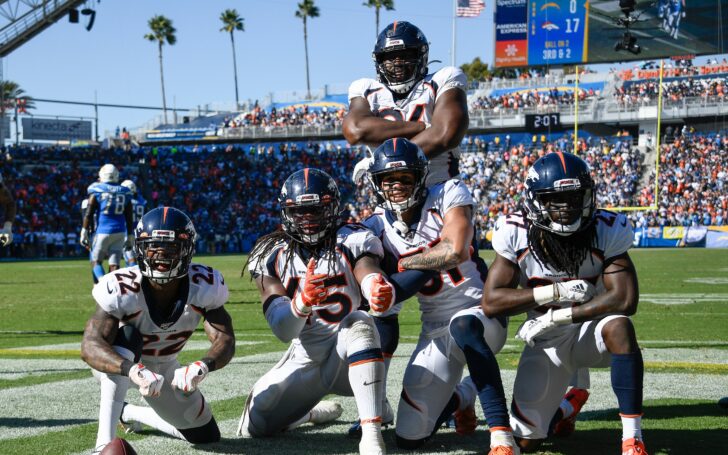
[363,179,488,322]
[92,263,229,363]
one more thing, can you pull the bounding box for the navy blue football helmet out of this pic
[367,138,429,213]
[523,152,596,236]
[279,168,341,245]
[373,21,429,95]
[134,207,197,284]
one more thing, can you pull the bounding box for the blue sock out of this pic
[92,264,105,282]
[373,315,399,358]
[611,351,644,415]
[449,315,509,428]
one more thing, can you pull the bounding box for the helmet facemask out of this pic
[369,168,428,215]
[374,47,428,95]
[135,236,194,284]
[525,185,595,236]
[281,195,339,245]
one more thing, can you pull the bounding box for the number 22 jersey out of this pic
[92,264,229,363]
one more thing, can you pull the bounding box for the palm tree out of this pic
[363,0,394,37]
[144,15,176,124]
[219,9,244,109]
[0,81,34,115]
[295,0,319,99]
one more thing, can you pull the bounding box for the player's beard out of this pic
[528,222,598,278]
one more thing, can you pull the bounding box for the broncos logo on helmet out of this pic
[523,152,596,236]
[367,138,429,214]
[373,21,429,95]
[134,207,197,284]
[279,168,341,245]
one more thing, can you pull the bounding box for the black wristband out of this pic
[201,357,216,372]
[120,359,134,376]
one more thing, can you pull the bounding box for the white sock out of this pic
[346,321,383,421]
[490,428,516,448]
[93,371,129,450]
[620,414,643,441]
[122,403,184,440]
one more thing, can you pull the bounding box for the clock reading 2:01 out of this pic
[525,113,562,131]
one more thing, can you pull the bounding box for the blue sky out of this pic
[5,0,495,136]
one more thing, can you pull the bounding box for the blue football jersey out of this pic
[131,195,147,224]
[88,182,131,234]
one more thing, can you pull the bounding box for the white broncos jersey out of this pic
[492,210,634,342]
[93,264,229,363]
[363,180,488,322]
[348,67,467,186]
[249,224,384,359]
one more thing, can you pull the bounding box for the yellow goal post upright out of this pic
[572,62,663,214]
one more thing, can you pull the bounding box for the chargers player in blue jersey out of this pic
[0,172,16,248]
[121,180,147,266]
[81,164,133,283]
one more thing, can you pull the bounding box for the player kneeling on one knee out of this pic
[482,152,648,455]
[81,207,235,452]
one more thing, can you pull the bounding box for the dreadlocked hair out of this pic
[243,224,344,288]
[524,213,598,278]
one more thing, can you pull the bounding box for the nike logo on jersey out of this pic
[106,282,114,294]
[363,379,382,386]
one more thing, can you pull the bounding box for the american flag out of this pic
[456,0,485,17]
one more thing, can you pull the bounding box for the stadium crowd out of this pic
[470,87,598,113]
[1,132,723,259]
[613,75,728,107]
[222,104,346,130]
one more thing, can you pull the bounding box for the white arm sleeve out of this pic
[264,296,306,343]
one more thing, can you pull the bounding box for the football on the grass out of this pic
[100,437,138,455]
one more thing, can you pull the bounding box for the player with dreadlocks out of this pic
[482,152,648,455]
[238,168,402,455]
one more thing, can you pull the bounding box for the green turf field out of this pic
[0,249,727,454]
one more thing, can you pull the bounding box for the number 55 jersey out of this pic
[92,264,229,363]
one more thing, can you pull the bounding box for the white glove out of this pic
[171,361,209,393]
[533,280,596,306]
[352,156,373,184]
[80,228,90,248]
[0,221,12,246]
[515,308,573,346]
[128,363,164,397]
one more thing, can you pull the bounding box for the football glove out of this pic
[515,308,572,347]
[352,156,373,184]
[80,228,90,248]
[128,363,164,397]
[533,280,596,306]
[171,361,209,393]
[293,258,328,316]
[0,221,12,246]
[362,273,395,315]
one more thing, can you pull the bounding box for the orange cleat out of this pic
[488,445,519,455]
[622,438,648,455]
[454,405,478,435]
[552,387,590,437]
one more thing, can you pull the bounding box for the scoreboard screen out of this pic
[495,0,728,68]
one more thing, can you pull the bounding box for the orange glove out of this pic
[362,273,395,314]
[294,258,328,315]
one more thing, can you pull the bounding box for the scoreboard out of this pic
[494,0,728,68]
[495,0,587,67]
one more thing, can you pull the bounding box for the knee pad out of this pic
[179,416,221,444]
[113,325,143,362]
[346,319,379,356]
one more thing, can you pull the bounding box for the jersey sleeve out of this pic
[491,215,519,263]
[204,269,229,310]
[340,225,385,262]
[600,212,634,260]
[361,214,385,238]
[441,179,475,215]
[91,274,125,319]
[432,67,467,102]
[247,242,285,279]
[348,78,376,102]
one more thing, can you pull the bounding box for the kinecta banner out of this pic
[633,226,728,248]
[22,118,92,141]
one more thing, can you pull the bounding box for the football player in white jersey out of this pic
[237,168,397,455]
[81,207,235,453]
[483,152,648,455]
[0,172,16,247]
[343,20,469,187]
[362,138,516,454]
